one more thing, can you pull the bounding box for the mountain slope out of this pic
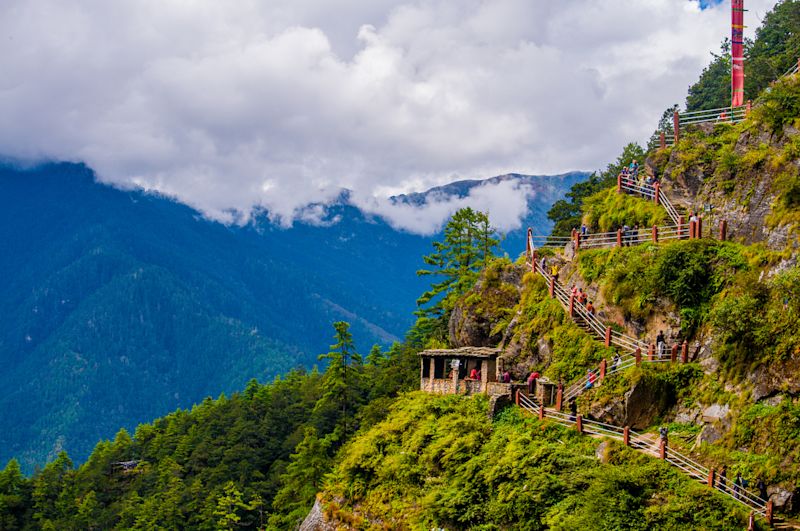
[0,162,583,469]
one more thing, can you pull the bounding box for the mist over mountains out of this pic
[0,162,585,469]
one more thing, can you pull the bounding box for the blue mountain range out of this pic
[0,161,586,470]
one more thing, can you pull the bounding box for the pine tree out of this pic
[416,207,499,321]
[269,427,330,529]
[314,321,364,442]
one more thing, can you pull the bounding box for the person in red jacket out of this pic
[527,371,539,394]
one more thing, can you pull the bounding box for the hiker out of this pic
[733,472,743,500]
[659,426,669,443]
[581,223,588,236]
[656,331,666,359]
[689,211,699,224]
[469,367,478,380]
[475,368,482,381]
[571,284,578,298]
[631,224,639,245]
[757,478,768,503]
[527,371,540,394]
[551,264,559,281]
[540,256,546,272]
[579,290,588,305]
[719,465,728,490]
[586,301,596,316]
[585,369,595,390]
[569,399,578,421]
[622,224,630,247]
[612,352,622,371]
[502,370,511,383]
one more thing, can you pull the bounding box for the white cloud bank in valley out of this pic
[0,0,777,233]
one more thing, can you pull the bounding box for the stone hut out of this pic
[419,347,512,397]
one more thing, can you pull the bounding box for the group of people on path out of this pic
[619,160,662,199]
[569,284,596,316]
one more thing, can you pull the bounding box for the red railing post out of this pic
[576,414,583,434]
[531,250,537,273]
[707,469,715,488]
[689,220,696,239]
[617,229,622,247]
[599,359,607,380]
[538,405,545,421]
[652,225,658,243]
[526,227,532,258]
[574,231,581,251]
[719,219,727,241]
[648,344,655,361]
[659,439,667,459]
[556,383,563,411]
[654,182,661,205]
[673,110,680,144]
[678,215,685,239]
[767,500,774,525]
[635,347,642,365]
[748,512,755,531]
[659,131,666,149]
[670,344,678,363]
[605,327,612,347]
[697,217,703,238]
[617,173,622,193]
[623,426,630,446]
[569,294,575,317]
[515,389,520,406]
[681,341,688,363]
[549,277,555,298]
[746,99,752,116]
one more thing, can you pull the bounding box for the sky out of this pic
[0,0,777,233]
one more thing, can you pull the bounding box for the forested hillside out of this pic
[0,163,579,471]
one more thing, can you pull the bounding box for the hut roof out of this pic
[419,347,501,359]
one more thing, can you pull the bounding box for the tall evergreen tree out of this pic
[416,207,499,323]
[314,321,364,442]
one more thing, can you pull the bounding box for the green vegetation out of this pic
[323,392,753,530]
[415,207,500,346]
[0,321,422,530]
[582,187,668,232]
[578,240,765,334]
[547,143,645,237]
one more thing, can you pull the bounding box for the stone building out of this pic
[419,347,512,396]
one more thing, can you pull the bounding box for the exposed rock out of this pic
[763,394,785,407]
[588,375,674,430]
[449,264,524,347]
[701,404,730,423]
[694,404,733,447]
[673,406,701,424]
[299,499,335,531]
[695,423,725,446]
[748,356,800,401]
[769,486,795,512]
[488,394,512,419]
[595,440,612,463]
[625,377,674,429]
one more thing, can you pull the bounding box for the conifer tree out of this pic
[314,321,364,442]
[416,207,499,320]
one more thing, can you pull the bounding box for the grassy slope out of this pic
[323,392,755,530]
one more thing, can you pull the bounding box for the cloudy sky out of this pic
[0,0,777,233]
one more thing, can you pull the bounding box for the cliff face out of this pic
[651,75,800,251]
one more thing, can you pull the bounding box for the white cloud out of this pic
[0,0,779,231]
[353,178,537,235]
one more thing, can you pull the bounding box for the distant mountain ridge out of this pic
[0,162,586,470]
[393,171,588,206]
